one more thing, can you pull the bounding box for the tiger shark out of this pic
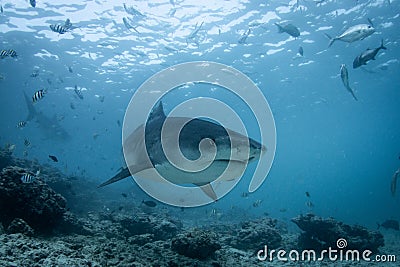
[98,102,266,201]
[23,91,70,141]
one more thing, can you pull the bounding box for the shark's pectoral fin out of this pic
[98,164,151,188]
[195,183,217,202]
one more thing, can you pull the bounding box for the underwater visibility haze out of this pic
[0,0,399,266]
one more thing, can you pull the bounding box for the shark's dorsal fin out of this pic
[148,101,166,123]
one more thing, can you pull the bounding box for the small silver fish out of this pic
[122,17,139,33]
[340,64,358,101]
[325,24,375,48]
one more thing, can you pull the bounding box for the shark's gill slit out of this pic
[160,116,217,173]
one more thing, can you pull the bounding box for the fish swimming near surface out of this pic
[23,91,71,141]
[298,46,304,56]
[63,18,79,31]
[30,0,36,8]
[378,219,399,231]
[32,89,46,102]
[123,17,139,33]
[187,21,204,45]
[50,24,69,34]
[353,39,387,69]
[238,29,251,44]
[0,5,3,13]
[325,24,375,48]
[274,23,300,38]
[340,64,358,101]
[98,102,266,201]
[123,3,145,17]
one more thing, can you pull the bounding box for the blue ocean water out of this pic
[0,0,399,229]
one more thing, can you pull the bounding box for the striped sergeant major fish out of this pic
[74,85,83,99]
[32,89,46,102]
[21,170,39,183]
[50,24,69,34]
[17,121,27,128]
[1,50,8,58]
[8,49,17,57]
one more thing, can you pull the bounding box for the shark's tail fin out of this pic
[324,33,336,48]
[98,166,132,188]
[23,91,36,121]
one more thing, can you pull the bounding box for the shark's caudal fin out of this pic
[23,91,36,121]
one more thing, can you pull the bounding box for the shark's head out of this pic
[213,129,266,163]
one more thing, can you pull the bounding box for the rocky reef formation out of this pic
[0,166,67,234]
[171,229,221,259]
[228,218,282,252]
[292,213,384,253]
[6,218,34,236]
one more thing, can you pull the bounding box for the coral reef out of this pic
[0,166,67,234]
[229,218,282,252]
[0,148,398,266]
[171,229,221,259]
[292,213,384,253]
[6,218,34,236]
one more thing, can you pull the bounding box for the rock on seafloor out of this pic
[171,229,221,259]
[292,213,385,253]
